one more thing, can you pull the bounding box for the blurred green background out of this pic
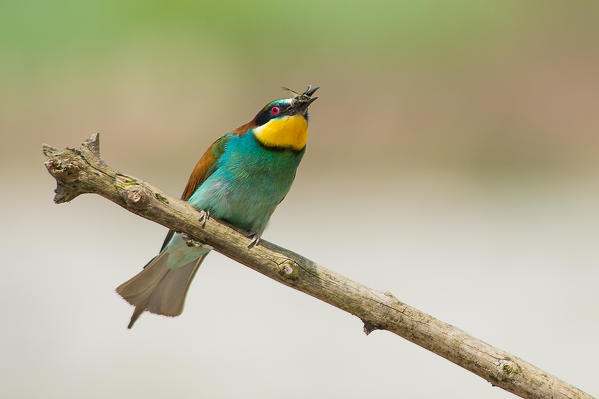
[2,1,598,398]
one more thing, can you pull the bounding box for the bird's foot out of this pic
[198,210,211,228]
[247,231,261,249]
[181,233,204,248]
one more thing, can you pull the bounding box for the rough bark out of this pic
[43,134,594,399]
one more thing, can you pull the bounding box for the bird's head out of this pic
[249,86,318,152]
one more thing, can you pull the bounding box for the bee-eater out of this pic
[116,86,319,328]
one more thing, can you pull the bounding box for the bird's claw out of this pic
[247,232,261,249]
[198,210,210,228]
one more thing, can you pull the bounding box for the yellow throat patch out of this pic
[253,114,308,151]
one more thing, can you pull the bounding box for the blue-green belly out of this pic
[188,132,304,233]
[165,132,304,269]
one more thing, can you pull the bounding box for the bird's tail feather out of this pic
[116,252,205,328]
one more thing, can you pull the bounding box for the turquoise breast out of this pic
[187,131,305,234]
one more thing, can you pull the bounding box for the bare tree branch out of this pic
[43,134,594,399]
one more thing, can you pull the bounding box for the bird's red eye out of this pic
[271,106,280,114]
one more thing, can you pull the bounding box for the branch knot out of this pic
[278,259,300,281]
[123,185,150,209]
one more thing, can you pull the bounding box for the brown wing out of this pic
[180,146,217,201]
[180,132,236,201]
[181,115,259,201]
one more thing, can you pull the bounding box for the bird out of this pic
[116,86,319,328]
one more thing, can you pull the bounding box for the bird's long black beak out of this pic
[292,86,319,115]
[303,86,319,97]
[292,96,317,115]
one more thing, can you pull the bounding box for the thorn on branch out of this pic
[363,320,383,335]
[83,132,101,157]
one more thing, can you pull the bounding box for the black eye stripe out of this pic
[255,101,290,126]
